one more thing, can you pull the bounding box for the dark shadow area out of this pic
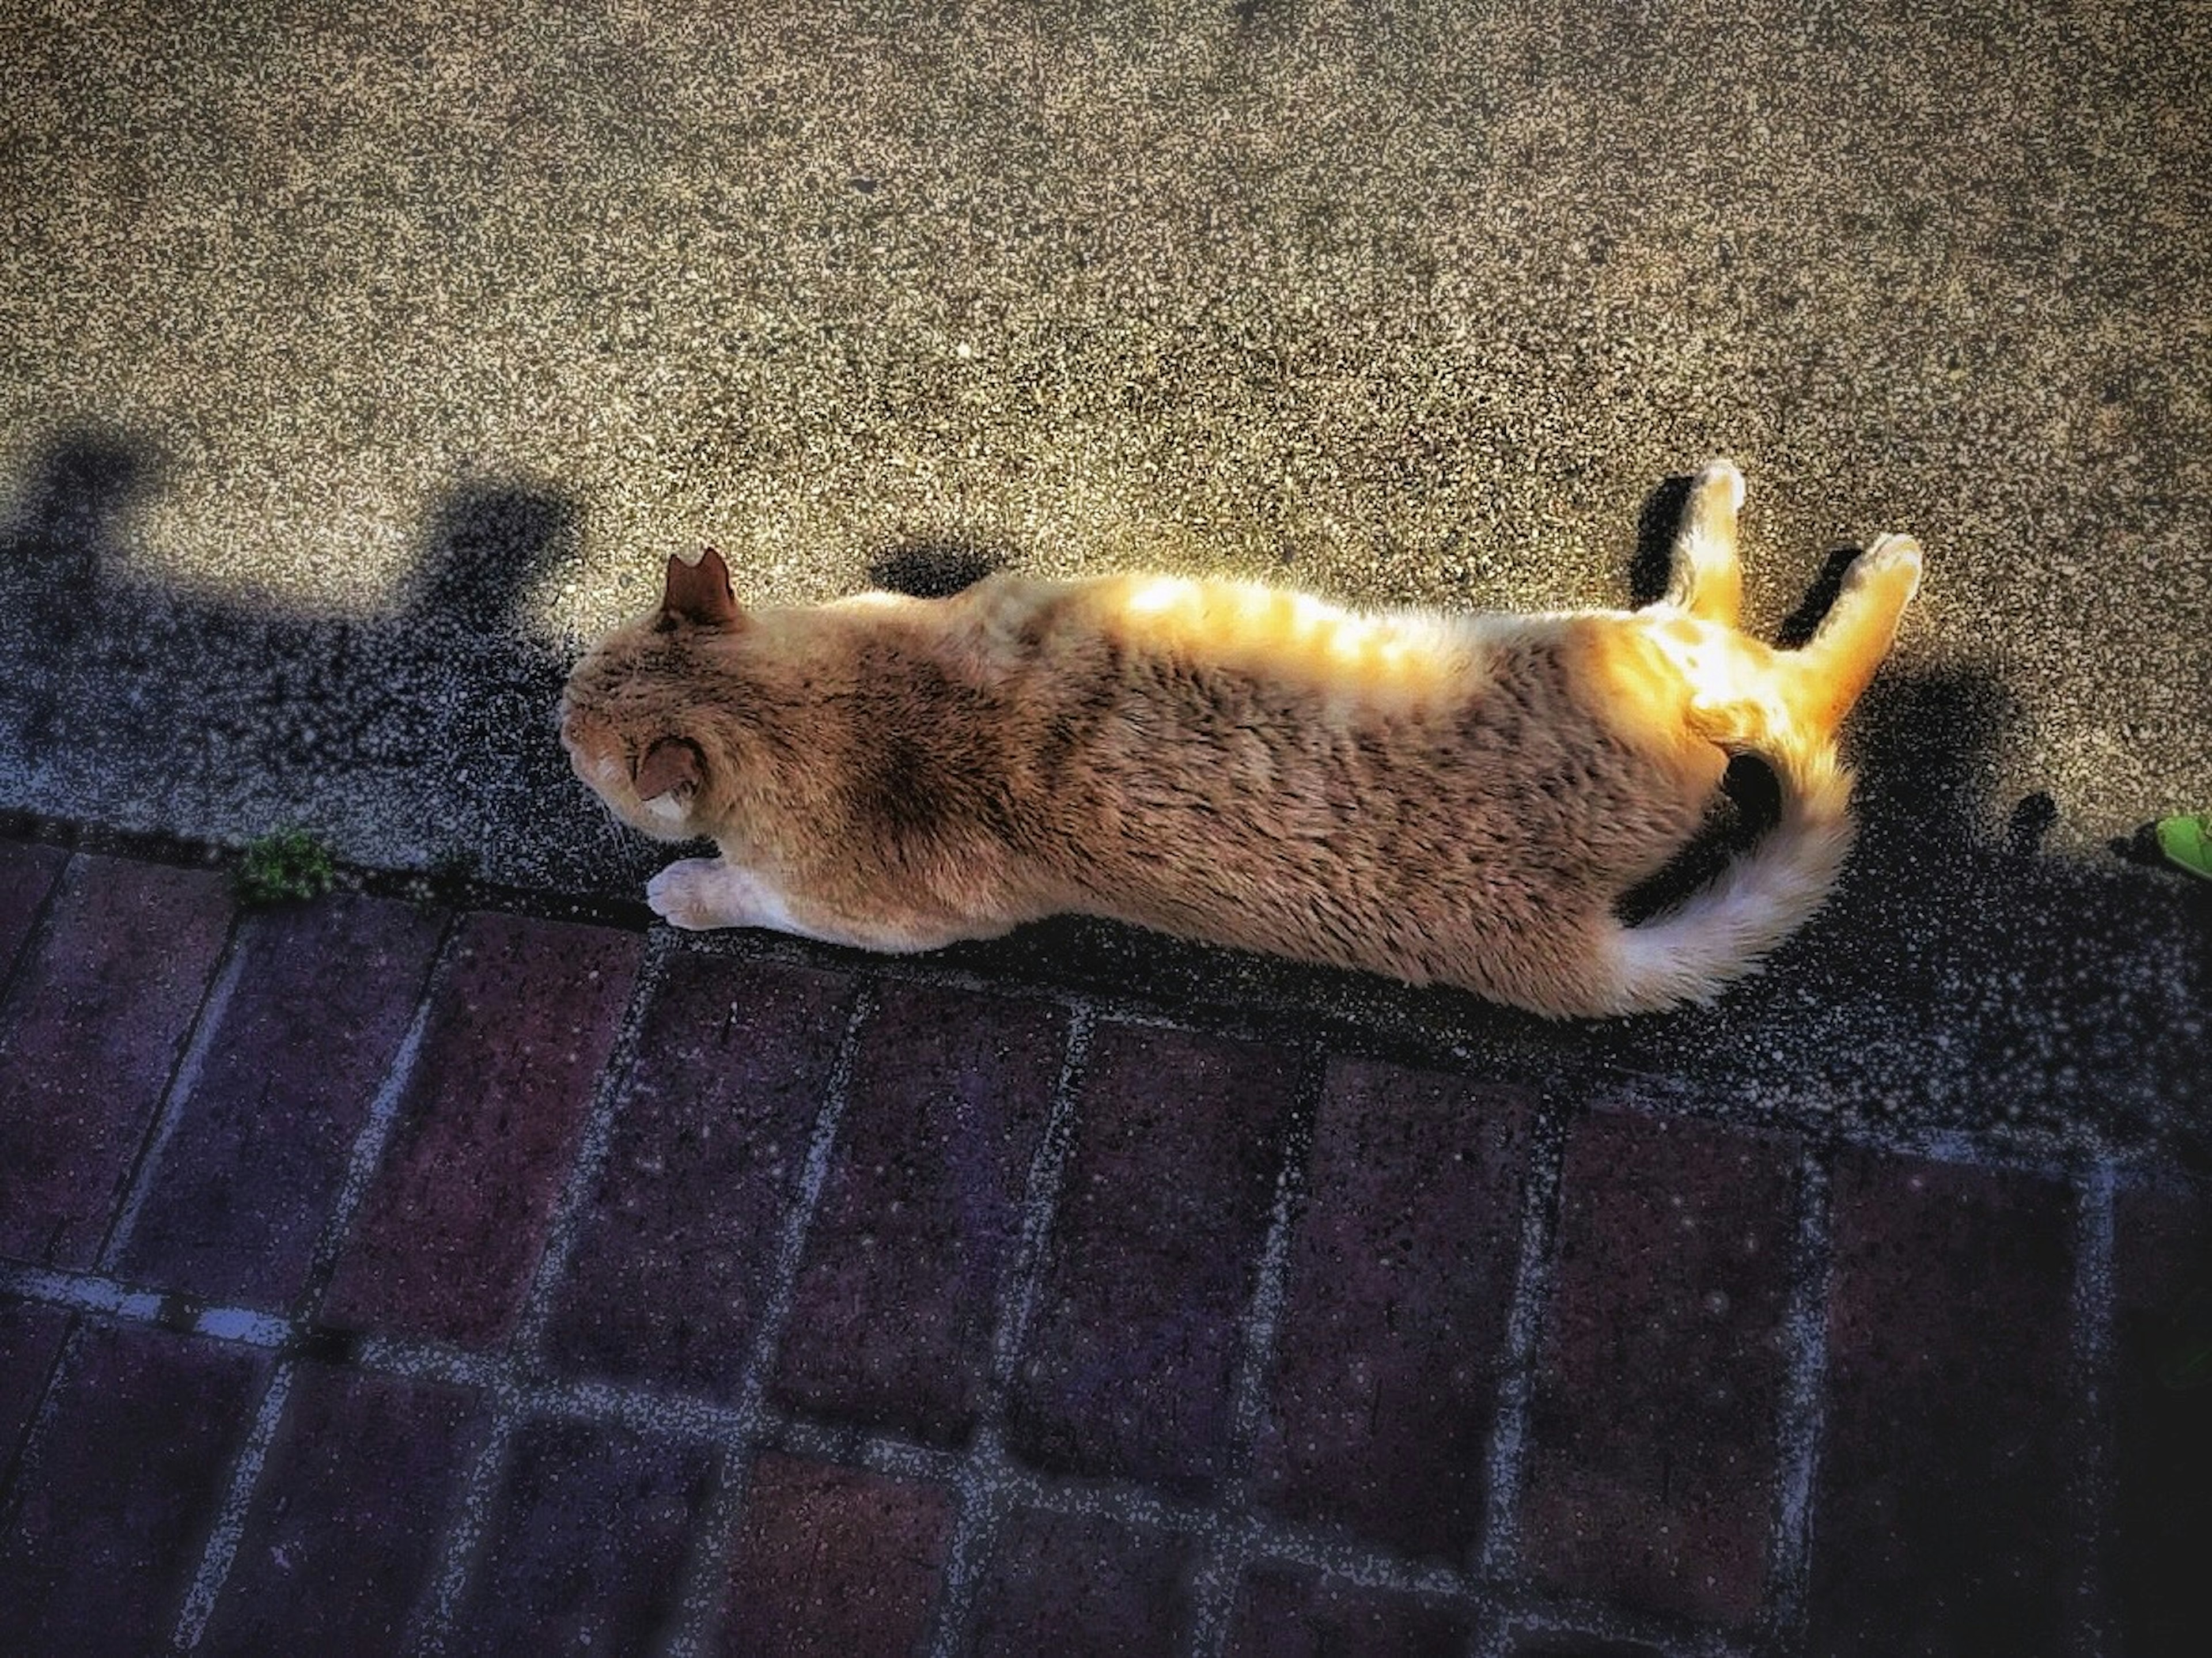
[1773,545,1863,650]
[2007,789,2060,858]
[0,429,160,587]
[400,486,579,626]
[1625,471,1692,608]
[1613,755,1772,926]
[2110,816,2191,872]
[864,537,1007,599]
[0,429,641,890]
[1232,0,1291,39]
[0,431,165,764]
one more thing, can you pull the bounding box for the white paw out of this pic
[645,858,727,930]
[1857,533,1925,599]
[1695,459,1746,516]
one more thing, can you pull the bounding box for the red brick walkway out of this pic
[0,842,2205,1655]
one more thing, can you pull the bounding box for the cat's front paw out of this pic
[646,858,730,930]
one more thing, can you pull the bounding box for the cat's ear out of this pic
[633,735,704,803]
[658,545,741,630]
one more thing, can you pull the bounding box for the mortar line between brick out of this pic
[508,929,677,1356]
[1468,1607,1514,1658]
[0,1262,169,1324]
[0,843,73,1014]
[161,910,462,1648]
[293,915,461,1309]
[1222,1051,1323,1464]
[2,1032,2168,1656]
[407,1409,521,1658]
[1184,1513,1261,1658]
[0,1298,92,1536]
[922,1434,1015,1658]
[1759,1143,1836,1643]
[1466,1614,1506,1658]
[95,909,255,1271]
[396,930,681,1657]
[1002,1460,1752,1657]
[1474,1100,1570,1581]
[1185,1047,1325,1658]
[659,982,880,1658]
[982,1000,1094,1399]
[1827,1122,2111,1184]
[922,1000,1095,1658]
[763,1411,964,1486]
[1492,1600,1751,1658]
[171,1360,296,1651]
[2067,1163,2118,1658]
[393,929,677,1656]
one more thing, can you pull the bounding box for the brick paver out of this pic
[0,1322,268,1652]
[718,1453,955,1657]
[1255,1057,1532,1561]
[200,1362,486,1656]
[965,1506,1199,1656]
[1806,1153,2078,1657]
[547,959,858,1395]
[0,837,2200,1655]
[1222,1564,1472,1656]
[773,983,1066,1445]
[0,840,65,975]
[1522,1111,1798,1624]
[321,912,641,1347]
[2112,1180,2212,1658]
[0,1300,70,1467]
[444,1418,717,1655]
[116,896,446,1307]
[0,856,232,1267]
[1508,1633,1671,1657]
[1008,1023,1302,1495]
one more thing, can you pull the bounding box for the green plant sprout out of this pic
[234,828,338,907]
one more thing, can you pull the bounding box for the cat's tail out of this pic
[1598,725,1857,1014]
[1592,530,1922,1015]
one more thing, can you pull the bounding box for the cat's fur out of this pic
[560,461,1920,1017]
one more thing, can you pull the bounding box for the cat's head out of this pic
[559,546,747,842]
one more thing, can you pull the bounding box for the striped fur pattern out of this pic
[559,462,1920,1017]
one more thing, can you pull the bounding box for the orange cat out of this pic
[559,462,1919,1016]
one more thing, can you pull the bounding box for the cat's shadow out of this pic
[865,537,1008,599]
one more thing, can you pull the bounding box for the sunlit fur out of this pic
[560,461,1920,1017]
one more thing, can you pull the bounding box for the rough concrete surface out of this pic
[1,3,2205,1144]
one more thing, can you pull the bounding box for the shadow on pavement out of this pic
[0,426,641,889]
[865,536,1010,599]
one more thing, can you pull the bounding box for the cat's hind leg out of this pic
[1661,460,1745,626]
[1789,533,1922,733]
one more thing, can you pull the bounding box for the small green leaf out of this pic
[234,828,338,907]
